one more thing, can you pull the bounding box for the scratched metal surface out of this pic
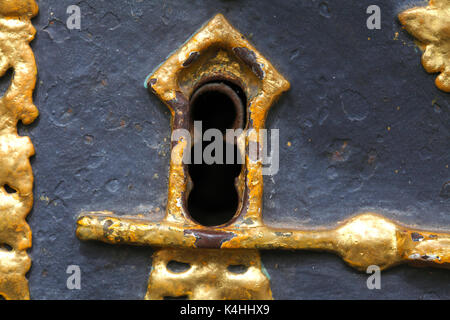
[24,0,449,299]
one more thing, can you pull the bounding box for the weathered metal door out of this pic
[0,0,449,300]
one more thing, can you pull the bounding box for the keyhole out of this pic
[187,81,246,226]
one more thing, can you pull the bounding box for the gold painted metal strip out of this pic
[77,212,450,271]
[0,0,39,300]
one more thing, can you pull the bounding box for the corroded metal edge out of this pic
[146,248,272,300]
[0,0,39,300]
[399,0,450,92]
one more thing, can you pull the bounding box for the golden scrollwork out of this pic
[0,0,38,300]
[399,0,450,92]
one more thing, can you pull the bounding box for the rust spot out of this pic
[367,149,377,165]
[167,91,188,112]
[103,219,114,237]
[166,91,189,130]
[411,232,424,242]
[233,47,264,80]
[184,229,235,248]
[148,78,157,93]
[330,140,349,162]
[182,51,200,67]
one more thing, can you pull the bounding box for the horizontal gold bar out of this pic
[77,211,450,271]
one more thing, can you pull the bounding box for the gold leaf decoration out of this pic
[146,248,272,300]
[399,0,450,92]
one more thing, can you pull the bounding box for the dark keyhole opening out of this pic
[191,81,246,133]
[187,81,246,226]
[188,143,242,226]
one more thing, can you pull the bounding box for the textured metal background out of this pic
[25,0,449,299]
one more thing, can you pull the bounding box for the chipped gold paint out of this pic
[178,48,261,102]
[0,0,38,300]
[77,13,449,300]
[78,212,450,271]
[399,0,450,92]
[146,248,271,300]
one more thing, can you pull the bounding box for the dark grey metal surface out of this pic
[26,0,449,299]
